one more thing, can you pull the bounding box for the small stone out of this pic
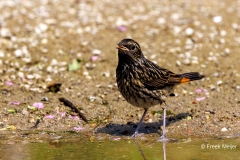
[17,72,24,78]
[0,51,4,58]
[224,48,230,55]
[92,49,101,55]
[221,127,228,132]
[183,59,191,65]
[217,80,223,86]
[0,28,12,37]
[102,72,110,77]
[26,75,34,79]
[212,16,222,23]
[185,27,194,36]
[182,89,187,94]
[38,23,48,32]
[220,30,227,36]
[213,72,219,77]
[22,109,28,115]
[232,23,239,29]
[205,115,209,120]
[51,59,58,66]
[14,49,23,57]
[176,60,181,66]
[89,96,96,102]
[209,85,216,90]
[157,17,166,25]
[41,97,48,101]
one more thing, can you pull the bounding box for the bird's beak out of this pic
[116,45,129,51]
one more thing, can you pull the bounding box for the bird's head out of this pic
[116,39,144,63]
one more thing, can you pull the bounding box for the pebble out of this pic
[185,27,194,36]
[102,72,110,77]
[0,51,4,58]
[41,97,48,101]
[176,60,181,66]
[224,48,230,55]
[89,96,96,102]
[92,49,101,55]
[212,16,222,23]
[157,17,166,25]
[22,109,28,115]
[217,80,223,86]
[14,49,23,57]
[213,72,219,77]
[209,84,216,90]
[221,127,228,132]
[183,59,191,65]
[0,28,12,37]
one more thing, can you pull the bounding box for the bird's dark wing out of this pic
[141,59,183,90]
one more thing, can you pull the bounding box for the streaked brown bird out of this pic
[116,38,204,142]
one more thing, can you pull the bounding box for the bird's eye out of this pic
[130,45,135,51]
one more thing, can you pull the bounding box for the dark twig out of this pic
[59,97,88,123]
[31,118,41,128]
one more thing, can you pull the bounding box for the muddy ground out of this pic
[0,0,240,142]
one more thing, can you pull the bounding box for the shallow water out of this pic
[0,135,239,160]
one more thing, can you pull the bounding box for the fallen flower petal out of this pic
[6,81,13,86]
[117,25,127,32]
[196,97,205,101]
[195,89,202,93]
[91,55,99,61]
[45,115,55,119]
[73,126,83,131]
[9,102,21,105]
[33,102,44,109]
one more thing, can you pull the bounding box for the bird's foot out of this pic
[158,135,177,143]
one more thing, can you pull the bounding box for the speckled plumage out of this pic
[116,38,204,139]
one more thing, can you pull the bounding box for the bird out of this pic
[116,38,204,142]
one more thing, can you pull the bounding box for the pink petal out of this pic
[117,25,127,32]
[73,126,83,131]
[9,102,21,105]
[196,97,206,101]
[45,115,55,119]
[6,81,13,86]
[91,55,99,61]
[195,89,202,93]
[33,102,44,109]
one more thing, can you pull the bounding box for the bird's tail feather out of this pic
[180,72,204,82]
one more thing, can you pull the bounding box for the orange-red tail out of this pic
[180,72,204,83]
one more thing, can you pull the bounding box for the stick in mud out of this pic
[31,118,41,128]
[59,97,88,123]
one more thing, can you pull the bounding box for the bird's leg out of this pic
[161,105,167,139]
[132,108,148,138]
[158,103,169,142]
[158,103,178,142]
